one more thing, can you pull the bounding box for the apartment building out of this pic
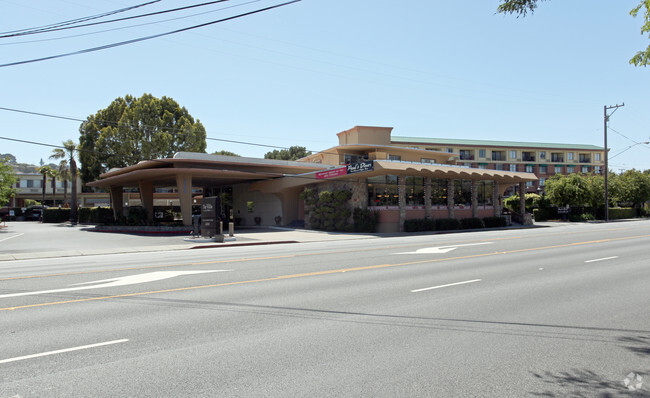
[391,137,605,193]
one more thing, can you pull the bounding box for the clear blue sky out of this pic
[2,0,649,172]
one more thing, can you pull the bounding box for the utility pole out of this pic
[604,103,624,222]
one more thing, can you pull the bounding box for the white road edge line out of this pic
[411,279,482,293]
[0,339,129,364]
[584,256,619,263]
[0,233,24,243]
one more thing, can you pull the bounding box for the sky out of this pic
[1,0,649,172]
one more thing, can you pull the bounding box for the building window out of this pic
[595,153,601,161]
[492,151,505,161]
[595,166,602,174]
[567,152,574,161]
[581,166,590,173]
[539,165,547,174]
[509,164,517,172]
[454,180,472,206]
[343,153,364,164]
[495,163,504,171]
[510,150,517,159]
[405,176,425,206]
[526,181,534,187]
[459,150,473,160]
[388,154,401,161]
[525,165,533,173]
[555,166,563,174]
[539,177,546,186]
[368,175,399,206]
[567,166,575,174]
[447,148,454,153]
[539,151,546,160]
[478,164,486,169]
[476,181,493,205]
[478,149,486,158]
[430,179,448,206]
[421,158,435,164]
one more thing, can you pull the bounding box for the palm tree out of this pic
[51,140,79,223]
[57,161,71,207]
[50,168,59,206]
[36,165,55,207]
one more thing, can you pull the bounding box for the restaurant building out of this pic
[88,126,538,232]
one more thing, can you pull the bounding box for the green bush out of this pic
[608,208,636,220]
[404,218,434,232]
[435,218,460,231]
[303,188,354,232]
[77,207,115,224]
[533,208,558,221]
[460,217,485,230]
[127,207,148,225]
[482,216,507,228]
[42,208,71,223]
[353,208,378,232]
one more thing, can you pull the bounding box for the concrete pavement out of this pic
[2,218,632,261]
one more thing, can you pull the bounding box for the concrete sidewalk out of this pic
[0,219,575,262]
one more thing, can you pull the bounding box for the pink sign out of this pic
[316,167,347,179]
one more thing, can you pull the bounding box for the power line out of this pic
[0,0,161,36]
[0,1,264,47]
[0,0,231,39]
[0,0,302,68]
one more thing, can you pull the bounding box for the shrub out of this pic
[608,208,636,220]
[353,208,378,232]
[435,218,460,231]
[460,217,485,230]
[404,218,432,232]
[533,208,558,221]
[483,216,507,228]
[42,208,71,223]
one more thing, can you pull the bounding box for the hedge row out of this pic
[42,207,114,224]
[533,207,638,221]
[403,216,507,232]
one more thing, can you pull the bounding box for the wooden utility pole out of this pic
[604,103,624,222]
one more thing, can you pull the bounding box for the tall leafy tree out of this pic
[497,0,650,66]
[0,157,17,207]
[79,94,207,183]
[544,173,590,207]
[264,146,311,161]
[51,140,80,222]
[610,169,650,208]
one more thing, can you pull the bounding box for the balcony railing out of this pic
[460,155,475,160]
[492,154,505,161]
[522,156,536,162]
[579,158,591,163]
[551,156,564,162]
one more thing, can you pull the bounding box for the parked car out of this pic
[23,205,46,221]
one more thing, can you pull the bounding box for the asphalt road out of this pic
[1,222,649,397]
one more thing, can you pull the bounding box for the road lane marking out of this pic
[0,339,129,364]
[585,256,619,263]
[0,270,229,299]
[3,233,650,312]
[411,279,482,293]
[396,242,493,254]
[0,233,24,243]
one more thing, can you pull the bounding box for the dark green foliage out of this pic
[482,216,507,228]
[353,208,379,233]
[608,208,636,220]
[435,218,461,231]
[302,188,354,232]
[533,208,558,221]
[264,146,311,161]
[42,208,71,223]
[77,207,115,224]
[403,218,434,232]
[126,207,148,225]
[460,217,485,230]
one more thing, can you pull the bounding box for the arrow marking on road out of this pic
[0,270,229,299]
[395,242,493,254]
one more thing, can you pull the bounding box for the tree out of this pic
[610,169,650,208]
[79,94,207,184]
[544,173,590,207]
[36,165,56,207]
[51,140,80,222]
[212,150,240,157]
[0,153,16,163]
[0,157,17,207]
[264,146,311,161]
[497,0,650,66]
